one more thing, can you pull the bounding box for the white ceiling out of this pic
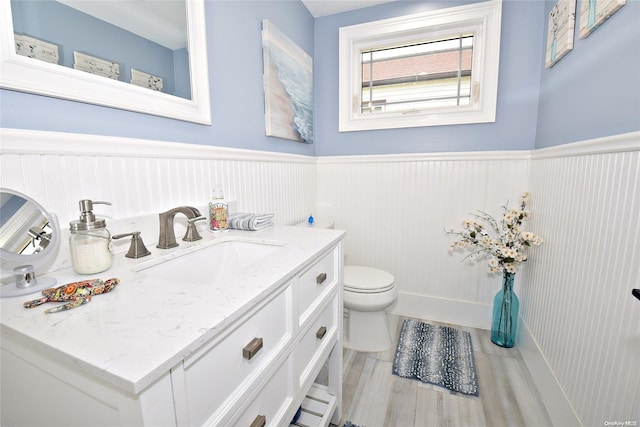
[57,0,187,50]
[301,0,398,17]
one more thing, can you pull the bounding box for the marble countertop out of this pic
[0,225,345,394]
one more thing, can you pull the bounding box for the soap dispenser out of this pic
[69,199,112,274]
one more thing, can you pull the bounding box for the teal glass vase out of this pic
[490,271,519,348]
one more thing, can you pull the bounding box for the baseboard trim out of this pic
[390,292,491,330]
[518,320,583,426]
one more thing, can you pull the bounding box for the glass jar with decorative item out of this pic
[490,271,519,348]
[446,192,543,349]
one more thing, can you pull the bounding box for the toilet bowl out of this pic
[296,218,397,352]
[343,265,396,352]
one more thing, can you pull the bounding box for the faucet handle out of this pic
[183,216,206,242]
[113,231,151,258]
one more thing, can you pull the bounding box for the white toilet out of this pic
[297,219,397,352]
[343,265,396,352]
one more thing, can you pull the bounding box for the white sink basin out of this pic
[135,239,283,284]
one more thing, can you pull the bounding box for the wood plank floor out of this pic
[333,314,552,427]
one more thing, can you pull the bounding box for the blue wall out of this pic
[2,1,637,156]
[314,0,639,155]
[535,0,640,148]
[174,48,191,100]
[314,0,546,155]
[1,1,316,156]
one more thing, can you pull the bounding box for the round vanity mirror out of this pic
[0,188,60,297]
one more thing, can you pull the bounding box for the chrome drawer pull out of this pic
[316,326,327,339]
[250,414,266,427]
[242,337,263,360]
[316,272,327,284]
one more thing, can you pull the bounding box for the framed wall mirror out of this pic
[0,0,211,124]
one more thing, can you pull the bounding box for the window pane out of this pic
[361,36,473,114]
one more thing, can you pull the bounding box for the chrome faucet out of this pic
[157,206,202,249]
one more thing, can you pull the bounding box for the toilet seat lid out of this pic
[344,266,394,293]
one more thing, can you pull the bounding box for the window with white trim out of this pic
[339,0,502,132]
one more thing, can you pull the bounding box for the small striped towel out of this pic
[228,213,274,231]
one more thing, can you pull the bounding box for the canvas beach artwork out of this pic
[262,20,313,144]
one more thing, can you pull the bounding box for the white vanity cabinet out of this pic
[170,281,294,426]
[0,230,343,427]
[0,335,179,427]
[171,244,343,427]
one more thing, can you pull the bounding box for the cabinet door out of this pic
[296,292,339,389]
[174,283,292,426]
[296,248,337,327]
[225,354,294,427]
[1,342,176,427]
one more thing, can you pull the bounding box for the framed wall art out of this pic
[131,68,163,92]
[73,51,119,80]
[262,19,313,144]
[579,0,626,39]
[545,0,576,68]
[14,34,59,64]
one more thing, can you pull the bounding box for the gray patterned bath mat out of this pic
[392,318,479,396]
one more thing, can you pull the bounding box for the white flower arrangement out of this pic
[446,192,543,274]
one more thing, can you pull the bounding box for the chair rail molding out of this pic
[0,128,314,163]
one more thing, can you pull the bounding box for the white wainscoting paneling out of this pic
[0,128,317,272]
[317,151,530,327]
[522,134,640,427]
[2,127,638,427]
[0,128,317,227]
[317,132,639,427]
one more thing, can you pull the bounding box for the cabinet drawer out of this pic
[180,285,291,426]
[297,248,337,326]
[297,293,339,387]
[226,354,293,427]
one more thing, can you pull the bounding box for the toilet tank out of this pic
[296,218,335,229]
